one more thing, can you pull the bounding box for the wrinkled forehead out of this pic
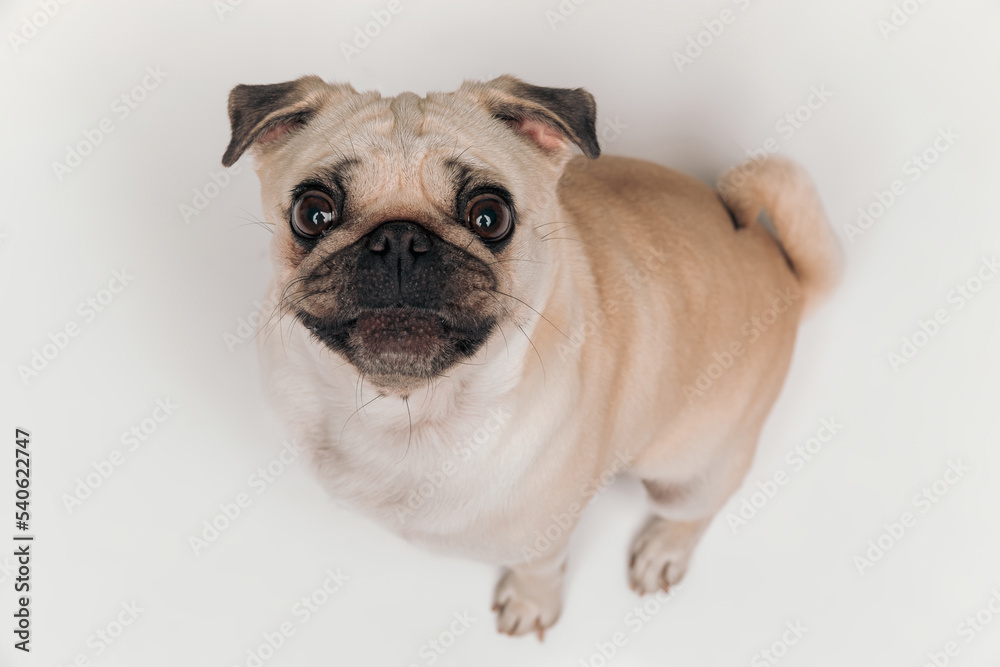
[263,89,536,209]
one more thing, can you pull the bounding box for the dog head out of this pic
[222,75,599,393]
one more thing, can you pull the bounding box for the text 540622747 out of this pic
[14,428,32,653]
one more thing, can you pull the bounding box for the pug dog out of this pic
[221,75,841,639]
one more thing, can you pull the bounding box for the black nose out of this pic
[366,222,433,259]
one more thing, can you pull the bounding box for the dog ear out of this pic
[221,76,353,167]
[475,75,600,161]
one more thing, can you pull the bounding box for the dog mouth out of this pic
[296,306,493,383]
[349,308,447,358]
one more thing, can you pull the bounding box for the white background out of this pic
[3,0,1000,665]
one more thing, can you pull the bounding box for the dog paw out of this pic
[628,516,702,595]
[492,567,563,640]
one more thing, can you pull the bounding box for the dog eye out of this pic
[465,194,512,241]
[291,191,338,238]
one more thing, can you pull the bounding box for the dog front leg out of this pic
[492,542,568,640]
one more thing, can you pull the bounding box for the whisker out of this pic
[481,292,512,361]
[420,376,435,411]
[485,257,549,267]
[540,236,591,246]
[229,219,275,235]
[453,357,489,366]
[339,393,384,443]
[232,207,274,233]
[397,396,413,464]
[259,285,326,348]
[516,323,545,383]
[533,220,577,230]
[494,317,510,361]
[256,261,335,350]
[356,371,365,413]
[489,288,569,340]
[540,224,577,241]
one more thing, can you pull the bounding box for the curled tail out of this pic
[719,156,843,317]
